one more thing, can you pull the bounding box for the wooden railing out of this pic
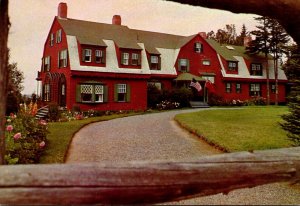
[0,147,299,204]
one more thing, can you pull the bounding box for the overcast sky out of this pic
[8,0,258,95]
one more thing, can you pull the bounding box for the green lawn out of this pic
[174,106,292,152]
[40,113,141,164]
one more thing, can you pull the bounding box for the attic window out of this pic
[178,59,189,72]
[50,33,54,46]
[226,46,235,50]
[83,49,92,62]
[56,29,62,43]
[194,42,203,53]
[95,50,104,63]
[228,61,238,71]
[131,53,139,65]
[150,55,160,70]
[121,53,129,65]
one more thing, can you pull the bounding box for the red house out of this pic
[37,3,287,111]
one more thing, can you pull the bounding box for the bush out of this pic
[244,96,267,106]
[147,84,163,108]
[5,104,48,164]
[48,103,61,122]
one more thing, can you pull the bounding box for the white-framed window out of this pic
[83,49,92,62]
[81,84,93,102]
[202,76,215,84]
[228,61,238,71]
[117,84,127,102]
[236,83,241,93]
[251,63,263,76]
[150,55,160,70]
[44,84,50,101]
[271,84,276,94]
[121,53,129,65]
[56,29,62,43]
[131,53,139,65]
[50,33,54,46]
[94,85,104,103]
[61,84,65,96]
[179,59,189,72]
[202,60,211,66]
[58,49,68,68]
[226,82,232,93]
[194,42,203,53]
[95,50,103,63]
[44,56,51,71]
[250,83,261,96]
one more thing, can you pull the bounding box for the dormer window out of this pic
[131,53,139,65]
[95,50,104,63]
[150,55,160,70]
[56,29,62,43]
[250,63,263,76]
[83,49,92,62]
[194,42,203,53]
[228,61,238,71]
[178,59,189,72]
[121,53,129,65]
[50,33,54,46]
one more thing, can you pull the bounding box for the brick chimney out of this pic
[199,32,207,39]
[112,15,121,25]
[58,2,68,19]
[244,36,252,47]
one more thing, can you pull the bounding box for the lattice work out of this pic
[81,85,92,94]
[95,85,103,94]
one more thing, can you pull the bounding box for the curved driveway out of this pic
[65,108,300,205]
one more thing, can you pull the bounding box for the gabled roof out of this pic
[206,39,269,62]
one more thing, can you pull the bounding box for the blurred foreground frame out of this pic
[0,0,300,204]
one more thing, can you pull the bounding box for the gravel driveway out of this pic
[65,108,300,205]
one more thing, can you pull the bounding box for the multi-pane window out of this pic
[94,85,104,103]
[77,84,107,103]
[150,55,160,70]
[44,56,51,71]
[95,50,104,63]
[202,60,211,66]
[178,59,189,72]
[56,29,62,43]
[226,83,232,93]
[250,83,261,96]
[194,42,203,53]
[58,49,68,68]
[250,63,263,76]
[44,84,50,101]
[131,53,139,65]
[228,61,238,71]
[83,49,92,62]
[121,53,129,65]
[50,33,54,46]
[236,83,241,93]
[271,84,276,94]
[117,84,127,102]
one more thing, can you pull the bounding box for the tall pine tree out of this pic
[247,16,271,105]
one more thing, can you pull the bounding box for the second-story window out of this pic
[83,49,92,62]
[228,61,238,71]
[251,63,263,76]
[121,53,129,65]
[131,53,139,65]
[194,42,203,53]
[150,55,160,70]
[56,29,62,43]
[95,50,104,63]
[44,56,51,71]
[178,59,189,72]
[50,33,54,46]
[58,49,68,68]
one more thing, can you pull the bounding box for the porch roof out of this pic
[174,73,204,81]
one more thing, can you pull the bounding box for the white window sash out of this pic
[180,59,187,66]
[132,53,138,60]
[118,84,126,94]
[95,50,103,57]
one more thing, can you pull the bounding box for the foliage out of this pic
[156,101,180,110]
[281,47,300,146]
[147,84,163,108]
[48,103,61,122]
[175,107,291,152]
[5,103,48,164]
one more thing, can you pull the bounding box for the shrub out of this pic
[147,84,163,108]
[48,103,61,122]
[5,104,48,164]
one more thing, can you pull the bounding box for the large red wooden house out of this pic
[37,3,287,111]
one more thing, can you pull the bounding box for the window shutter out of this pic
[58,52,60,68]
[65,50,68,67]
[82,49,85,62]
[201,43,204,53]
[121,52,124,65]
[194,43,197,52]
[103,85,108,102]
[138,53,141,66]
[126,84,131,102]
[49,56,51,70]
[76,85,82,103]
[158,56,161,70]
[102,50,106,64]
[178,59,181,71]
[41,58,45,72]
[187,60,190,72]
[114,84,118,102]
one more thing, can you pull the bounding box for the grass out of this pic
[174,106,292,152]
[39,112,141,164]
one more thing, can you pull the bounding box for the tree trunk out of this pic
[166,0,300,45]
[275,54,279,106]
[0,0,10,164]
[266,55,270,105]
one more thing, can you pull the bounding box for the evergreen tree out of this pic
[236,24,248,46]
[269,19,290,105]
[247,16,271,105]
[281,45,300,146]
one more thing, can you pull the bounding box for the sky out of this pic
[8,0,258,95]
